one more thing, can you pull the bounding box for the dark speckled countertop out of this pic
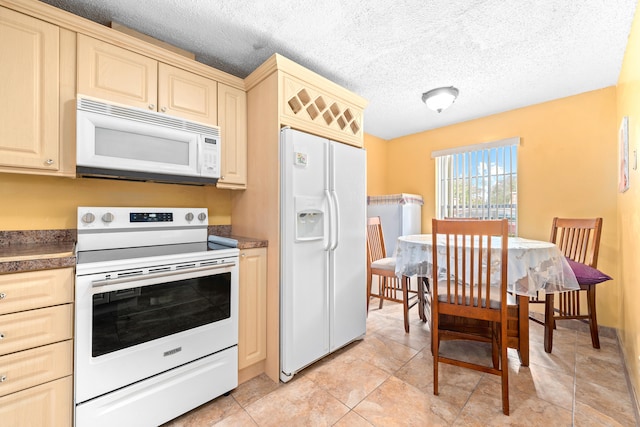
[0,227,267,274]
[0,230,77,274]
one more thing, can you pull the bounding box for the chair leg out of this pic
[517,295,530,367]
[433,312,439,396]
[501,328,509,416]
[544,294,555,353]
[586,285,600,349]
[378,278,384,309]
[401,275,410,333]
[418,277,428,322]
[491,323,499,369]
[366,273,372,313]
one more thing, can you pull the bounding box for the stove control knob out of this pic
[81,213,95,224]
[198,212,207,221]
[102,212,114,223]
[185,212,194,222]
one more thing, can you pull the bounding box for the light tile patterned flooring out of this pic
[164,301,638,426]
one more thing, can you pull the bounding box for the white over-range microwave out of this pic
[76,96,221,185]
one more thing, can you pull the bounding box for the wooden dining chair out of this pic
[530,217,604,353]
[431,218,510,415]
[366,216,423,332]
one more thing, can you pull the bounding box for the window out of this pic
[432,137,519,235]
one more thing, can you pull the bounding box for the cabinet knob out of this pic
[161,107,167,112]
[0,333,4,339]
[45,159,54,165]
[0,375,6,383]
[0,293,5,300]
[148,104,155,110]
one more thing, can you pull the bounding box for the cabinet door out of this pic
[0,268,73,316]
[0,376,72,427]
[217,83,247,189]
[0,340,72,397]
[0,7,59,170]
[77,34,158,110]
[238,248,267,369]
[158,63,217,126]
[0,304,73,356]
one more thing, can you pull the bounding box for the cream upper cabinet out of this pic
[0,7,59,171]
[77,34,157,110]
[158,63,217,125]
[217,83,247,189]
[238,247,267,371]
[78,34,217,126]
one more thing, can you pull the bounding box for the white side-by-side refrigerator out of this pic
[280,127,367,382]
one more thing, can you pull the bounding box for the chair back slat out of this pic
[550,217,603,268]
[432,219,508,319]
[366,217,387,263]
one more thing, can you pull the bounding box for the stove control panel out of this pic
[77,207,208,229]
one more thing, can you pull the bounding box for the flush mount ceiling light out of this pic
[422,86,459,113]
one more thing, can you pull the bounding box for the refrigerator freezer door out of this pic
[280,128,331,379]
[329,141,367,351]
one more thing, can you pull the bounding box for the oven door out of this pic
[74,260,238,404]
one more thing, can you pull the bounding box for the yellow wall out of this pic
[616,0,640,408]
[363,133,388,195]
[378,88,619,329]
[0,173,231,229]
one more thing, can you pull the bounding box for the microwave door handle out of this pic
[197,138,203,174]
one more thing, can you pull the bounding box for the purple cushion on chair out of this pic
[566,259,612,285]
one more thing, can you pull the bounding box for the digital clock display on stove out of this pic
[130,212,173,222]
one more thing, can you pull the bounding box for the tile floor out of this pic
[164,301,638,426]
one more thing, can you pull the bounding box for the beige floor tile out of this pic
[353,376,452,426]
[232,373,281,408]
[243,376,349,427]
[213,409,257,427]
[304,350,390,408]
[574,400,634,427]
[333,410,374,426]
[519,363,574,411]
[454,375,573,426]
[346,333,419,374]
[575,377,636,426]
[162,394,243,426]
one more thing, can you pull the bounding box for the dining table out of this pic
[394,234,581,366]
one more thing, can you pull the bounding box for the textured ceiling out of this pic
[40,0,638,140]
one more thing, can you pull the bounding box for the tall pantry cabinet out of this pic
[232,54,367,382]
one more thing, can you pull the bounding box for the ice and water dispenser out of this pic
[294,196,324,241]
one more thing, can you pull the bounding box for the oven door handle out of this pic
[91,263,234,288]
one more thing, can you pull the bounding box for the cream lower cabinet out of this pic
[238,248,267,377]
[0,6,75,176]
[217,84,248,189]
[0,268,74,426]
[77,34,218,126]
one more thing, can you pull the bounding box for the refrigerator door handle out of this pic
[330,190,340,250]
[324,189,334,251]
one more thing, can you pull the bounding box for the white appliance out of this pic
[367,193,423,254]
[76,96,221,185]
[280,128,367,382]
[74,207,238,426]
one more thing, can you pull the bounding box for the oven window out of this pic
[92,272,231,357]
